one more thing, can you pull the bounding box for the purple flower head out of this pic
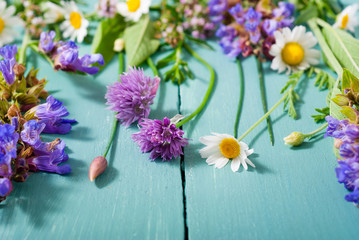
[219,38,242,58]
[0,178,12,198]
[339,143,357,160]
[72,54,104,75]
[105,67,160,127]
[97,0,118,18]
[39,31,56,53]
[244,7,262,32]
[344,124,359,139]
[215,24,236,39]
[0,152,12,177]
[0,45,17,60]
[208,0,227,24]
[324,116,348,139]
[263,19,278,36]
[31,139,71,174]
[336,161,359,191]
[345,190,359,205]
[229,3,245,24]
[0,59,15,85]
[21,120,46,148]
[249,28,261,44]
[273,2,295,19]
[0,123,19,158]
[132,117,189,161]
[30,95,76,134]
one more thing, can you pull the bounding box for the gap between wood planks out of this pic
[178,85,189,240]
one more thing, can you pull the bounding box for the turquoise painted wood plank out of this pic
[0,43,184,239]
[181,35,359,240]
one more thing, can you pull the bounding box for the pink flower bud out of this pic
[89,156,108,181]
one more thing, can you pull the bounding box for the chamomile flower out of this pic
[199,133,255,172]
[117,0,151,22]
[0,1,23,47]
[59,1,89,43]
[269,26,320,74]
[333,4,359,33]
[42,2,65,24]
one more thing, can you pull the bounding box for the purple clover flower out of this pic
[0,178,12,198]
[0,123,19,158]
[229,3,245,24]
[132,117,189,161]
[97,0,118,18]
[31,139,71,174]
[21,120,46,148]
[29,95,77,134]
[105,67,160,127]
[39,31,56,53]
[0,45,17,85]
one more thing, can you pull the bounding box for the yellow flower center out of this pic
[70,12,82,29]
[0,17,4,34]
[219,138,240,159]
[127,0,141,12]
[281,42,304,66]
[341,14,349,29]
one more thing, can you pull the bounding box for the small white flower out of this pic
[269,26,320,74]
[59,1,89,43]
[113,38,125,52]
[42,2,66,24]
[117,0,151,22]
[199,133,255,172]
[0,1,23,47]
[333,4,359,33]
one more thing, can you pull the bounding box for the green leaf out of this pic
[295,3,318,24]
[91,14,126,69]
[340,106,357,121]
[331,94,349,106]
[329,87,347,120]
[322,27,359,77]
[124,15,160,67]
[311,107,330,123]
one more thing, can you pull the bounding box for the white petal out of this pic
[245,158,256,168]
[231,157,241,172]
[199,144,219,158]
[206,152,222,165]
[215,157,229,169]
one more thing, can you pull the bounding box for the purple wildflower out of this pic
[336,161,359,191]
[29,95,77,134]
[105,67,160,127]
[229,3,245,24]
[219,38,242,58]
[244,7,262,32]
[97,0,118,18]
[0,45,17,85]
[324,116,349,139]
[273,2,295,19]
[262,19,278,36]
[0,123,19,158]
[39,31,56,53]
[0,178,12,198]
[21,120,46,148]
[208,0,227,24]
[31,139,71,174]
[215,24,236,39]
[0,152,12,177]
[132,117,189,161]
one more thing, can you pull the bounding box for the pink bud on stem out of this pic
[89,156,108,181]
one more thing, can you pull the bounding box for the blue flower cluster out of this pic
[39,31,104,75]
[208,0,294,58]
[325,115,359,205]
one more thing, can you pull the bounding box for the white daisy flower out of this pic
[269,26,320,74]
[117,0,151,22]
[0,1,23,47]
[333,4,359,33]
[59,1,89,43]
[42,2,66,24]
[199,133,255,172]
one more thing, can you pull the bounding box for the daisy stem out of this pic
[307,18,343,77]
[256,57,274,145]
[19,30,31,65]
[234,59,244,139]
[303,123,328,138]
[147,57,159,76]
[176,42,215,128]
[237,94,287,142]
[102,52,124,158]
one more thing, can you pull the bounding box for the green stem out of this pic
[234,59,244,138]
[238,94,287,142]
[147,57,159,76]
[256,57,274,145]
[307,18,343,78]
[176,42,215,128]
[102,52,124,158]
[303,123,328,138]
[18,31,31,65]
[149,5,161,11]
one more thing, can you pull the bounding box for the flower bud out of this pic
[113,38,125,52]
[89,156,108,181]
[283,131,305,146]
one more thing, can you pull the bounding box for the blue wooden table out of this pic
[1,0,359,239]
